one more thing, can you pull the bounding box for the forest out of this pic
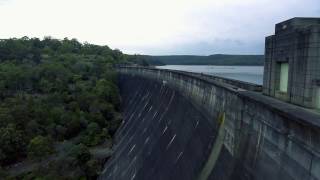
[0,37,126,179]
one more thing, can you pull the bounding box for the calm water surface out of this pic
[156,65,264,85]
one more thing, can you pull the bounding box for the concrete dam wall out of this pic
[99,67,320,180]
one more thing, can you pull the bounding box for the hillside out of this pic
[0,37,125,179]
[143,54,264,66]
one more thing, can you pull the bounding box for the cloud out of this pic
[0,0,11,5]
[0,0,319,55]
[115,0,320,55]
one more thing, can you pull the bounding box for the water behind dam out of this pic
[156,65,264,85]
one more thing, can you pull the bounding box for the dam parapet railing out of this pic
[178,69,262,92]
[116,65,262,92]
[116,65,320,126]
[115,65,320,180]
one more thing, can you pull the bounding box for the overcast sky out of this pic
[0,0,319,55]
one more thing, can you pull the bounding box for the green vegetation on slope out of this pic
[136,54,264,66]
[0,37,125,179]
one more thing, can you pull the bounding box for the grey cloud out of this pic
[130,0,320,55]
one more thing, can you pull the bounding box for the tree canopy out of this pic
[0,37,124,179]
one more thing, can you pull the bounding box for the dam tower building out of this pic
[263,17,320,109]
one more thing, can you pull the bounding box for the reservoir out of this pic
[156,65,264,85]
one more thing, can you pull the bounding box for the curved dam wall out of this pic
[100,67,320,180]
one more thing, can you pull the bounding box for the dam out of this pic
[99,18,320,180]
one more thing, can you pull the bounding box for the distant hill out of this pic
[143,54,264,66]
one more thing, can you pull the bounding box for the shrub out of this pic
[69,144,91,164]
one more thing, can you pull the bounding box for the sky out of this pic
[0,0,319,55]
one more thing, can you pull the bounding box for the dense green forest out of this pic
[0,37,126,179]
[135,54,264,66]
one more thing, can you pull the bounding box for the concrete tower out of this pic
[263,17,320,109]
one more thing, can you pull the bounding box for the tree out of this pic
[85,159,101,178]
[69,144,91,164]
[0,124,26,165]
[25,120,43,138]
[27,136,54,159]
[55,124,67,140]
